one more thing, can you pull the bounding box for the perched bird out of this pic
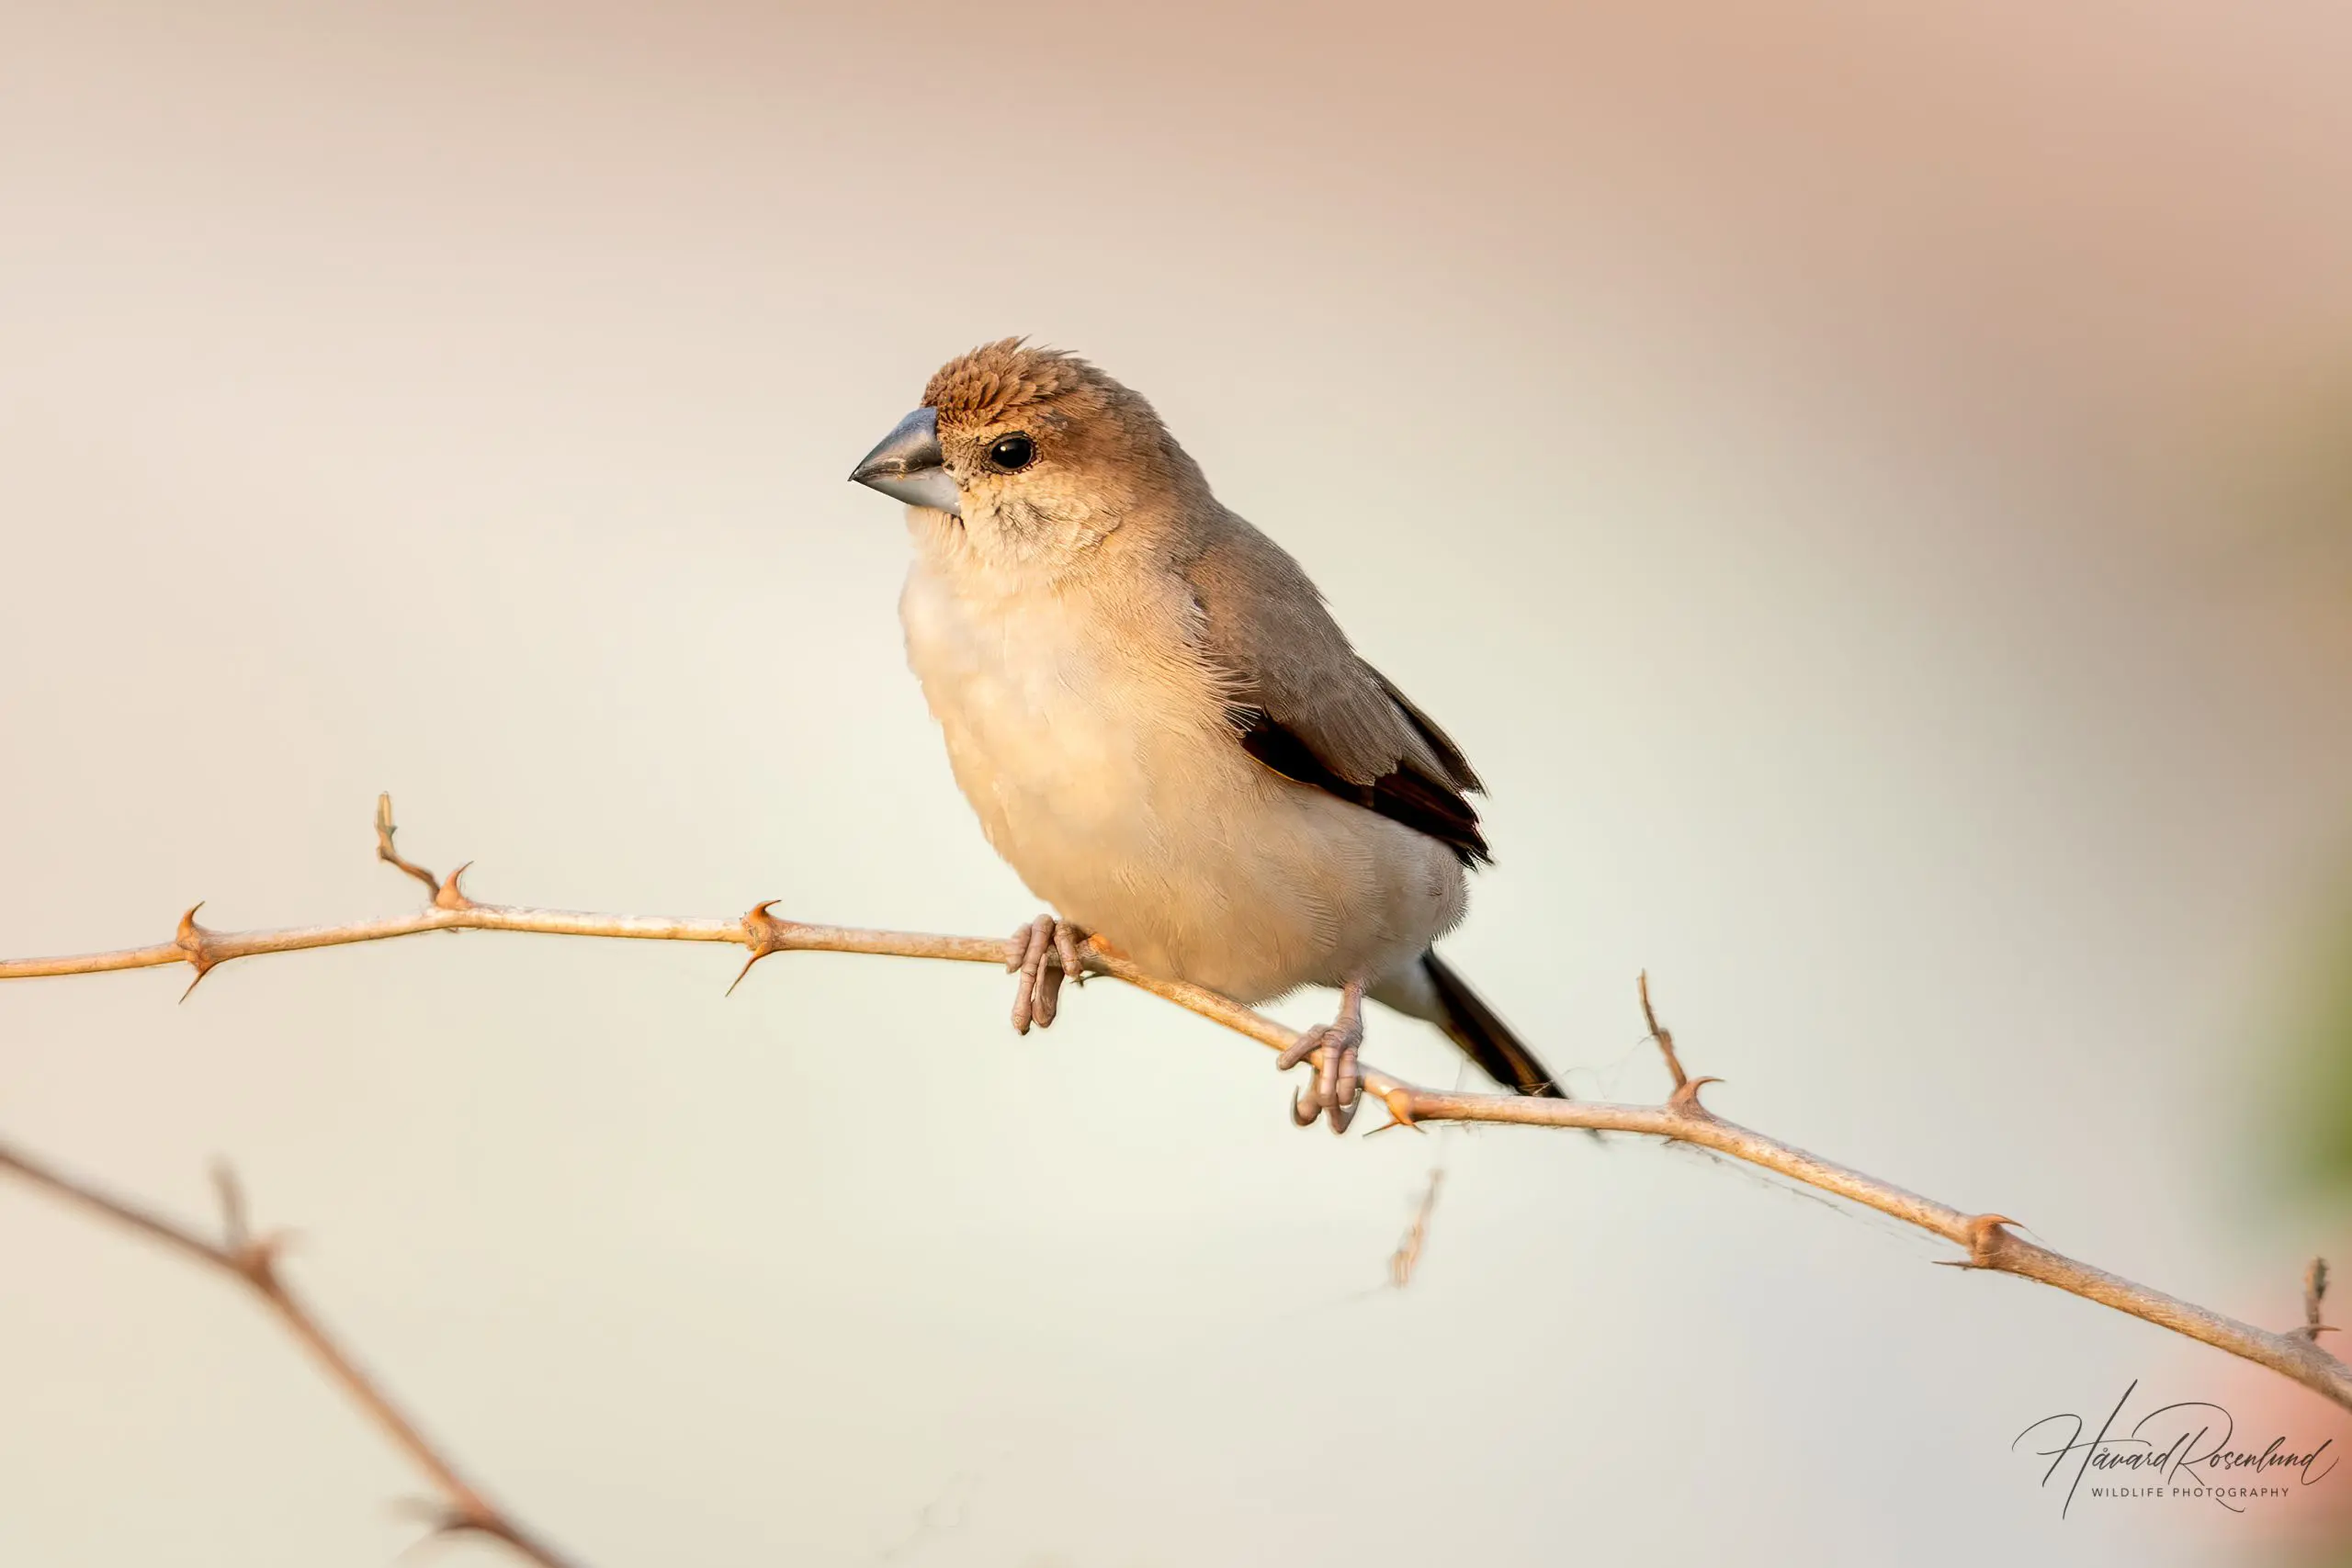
[849,340,1563,1130]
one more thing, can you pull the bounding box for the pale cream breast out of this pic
[899,554,1465,1000]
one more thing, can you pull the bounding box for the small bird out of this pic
[850,340,1563,1130]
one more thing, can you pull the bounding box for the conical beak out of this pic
[848,407,961,516]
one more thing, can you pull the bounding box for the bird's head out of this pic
[849,340,1198,573]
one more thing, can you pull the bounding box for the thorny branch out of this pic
[0,1138,582,1568]
[3,795,2349,1416]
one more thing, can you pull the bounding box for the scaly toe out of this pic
[1276,1017,1364,1134]
[1009,915,1085,1034]
[1313,1028,1351,1115]
[1279,1021,1373,1133]
[1276,1023,1327,1074]
[1331,1034,1362,1116]
[1009,916,1055,1034]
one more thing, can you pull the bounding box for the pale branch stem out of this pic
[3,797,2347,1414]
[2302,1257,2336,1344]
[1638,968,1687,1089]
[0,1138,583,1568]
[1390,1169,1444,1289]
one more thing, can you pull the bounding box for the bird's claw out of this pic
[1006,914,1085,1033]
[1278,1016,1364,1134]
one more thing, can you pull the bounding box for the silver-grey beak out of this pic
[848,406,961,516]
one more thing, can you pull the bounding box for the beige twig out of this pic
[0,1137,584,1568]
[1390,1169,1444,1289]
[1638,967,1721,1116]
[5,796,2349,1414]
[2300,1257,2336,1344]
[1637,969,1684,1089]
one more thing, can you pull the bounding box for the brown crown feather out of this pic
[922,338,1106,425]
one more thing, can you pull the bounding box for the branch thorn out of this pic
[1938,1213,2018,1270]
[175,904,219,1000]
[435,862,476,911]
[233,1229,297,1287]
[727,899,792,996]
[1668,1075,1723,1117]
[1364,1085,1426,1136]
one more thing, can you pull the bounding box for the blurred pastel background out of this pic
[3,2,2349,1563]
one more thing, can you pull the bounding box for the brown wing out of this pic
[1369,667,1484,795]
[1181,510,1491,867]
[1231,704,1489,863]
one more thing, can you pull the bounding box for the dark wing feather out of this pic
[1234,706,1489,865]
[1182,510,1490,866]
[1370,668,1483,795]
[1422,951,1563,1096]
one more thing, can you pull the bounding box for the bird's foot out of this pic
[1277,979,1367,1134]
[1006,914,1086,1033]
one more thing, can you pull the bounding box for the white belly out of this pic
[899,563,1464,1000]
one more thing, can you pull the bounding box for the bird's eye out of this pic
[988,434,1036,472]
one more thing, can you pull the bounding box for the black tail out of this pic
[1422,953,1565,1098]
